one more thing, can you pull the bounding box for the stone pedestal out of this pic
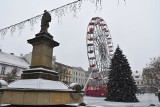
[0,79,84,106]
[21,32,59,81]
[21,68,59,81]
[0,89,83,106]
[29,32,59,69]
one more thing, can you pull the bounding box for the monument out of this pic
[0,10,84,106]
[21,10,59,81]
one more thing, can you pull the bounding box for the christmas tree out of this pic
[105,46,139,102]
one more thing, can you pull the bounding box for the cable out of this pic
[0,0,102,37]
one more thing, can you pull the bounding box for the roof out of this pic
[72,67,86,72]
[55,62,72,69]
[0,51,30,68]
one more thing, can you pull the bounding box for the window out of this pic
[1,66,6,75]
[135,75,139,78]
[141,81,143,84]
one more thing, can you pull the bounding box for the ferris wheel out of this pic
[86,17,114,74]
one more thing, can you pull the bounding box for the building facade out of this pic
[132,71,145,93]
[142,68,159,93]
[72,67,86,87]
[54,62,73,85]
[0,50,30,80]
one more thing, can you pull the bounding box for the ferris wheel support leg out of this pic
[83,71,93,91]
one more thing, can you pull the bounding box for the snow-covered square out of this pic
[84,94,160,107]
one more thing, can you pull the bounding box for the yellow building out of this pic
[54,62,73,85]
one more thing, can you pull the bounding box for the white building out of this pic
[72,67,87,87]
[0,50,30,79]
[132,71,145,93]
[23,52,32,65]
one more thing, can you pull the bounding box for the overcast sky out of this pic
[0,0,160,72]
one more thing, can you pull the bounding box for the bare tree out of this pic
[142,56,160,93]
[53,62,70,84]
[3,68,19,83]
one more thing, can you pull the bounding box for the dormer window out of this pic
[135,75,139,78]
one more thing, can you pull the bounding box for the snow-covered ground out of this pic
[84,93,160,107]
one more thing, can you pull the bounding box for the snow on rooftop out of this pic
[8,79,69,90]
[0,51,29,68]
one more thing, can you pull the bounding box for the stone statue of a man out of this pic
[40,10,51,33]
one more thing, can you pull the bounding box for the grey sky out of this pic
[0,0,160,72]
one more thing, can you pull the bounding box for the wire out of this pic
[0,0,82,32]
[0,0,103,37]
